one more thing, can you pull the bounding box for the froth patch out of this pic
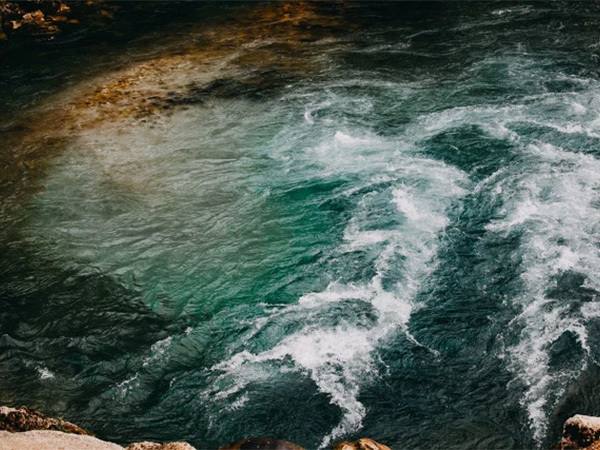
[487,142,600,443]
[205,152,467,445]
[37,367,56,380]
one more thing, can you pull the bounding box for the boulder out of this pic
[0,405,195,449]
[57,3,71,15]
[559,415,600,449]
[21,10,44,24]
[0,406,90,435]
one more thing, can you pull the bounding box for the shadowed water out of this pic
[2,2,600,448]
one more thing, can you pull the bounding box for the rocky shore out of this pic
[0,406,391,450]
[5,404,600,449]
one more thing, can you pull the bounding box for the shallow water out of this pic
[3,2,600,448]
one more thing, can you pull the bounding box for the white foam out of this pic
[492,6,533,16]
[117,374,140,399]
[206,150,467,446]
[142,336,173,368]
[334,131,372,146]
[391,70,600,443]
[37,367,55,380]
[487,142,600,443]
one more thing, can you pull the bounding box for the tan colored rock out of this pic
[126,442,195,450]
[332,438,391,450]
[0,430,123,449]
[22,10,45,24]
[0,406,90,435]
[57,3,71,15]
[332,443,355,450]
[220,438,304,450]
[356,438,392,450]
[559,415,600,449]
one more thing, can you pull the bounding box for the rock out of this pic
[333,443,355,450]
[0,406,90,435]
[126,442,195,450]
[22,10,45,24]
[332,438,392,450]
[559,415,600,449]
[57,3,71,15]
[0,430,122,449]
[220,437,305,450]
[0,406,196,450]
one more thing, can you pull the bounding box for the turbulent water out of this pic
[3,2,600,448]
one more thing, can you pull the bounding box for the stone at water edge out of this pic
[0,405,90,435]
[0,405,196,449]
[332,438,392,450]
[558,414,600,449]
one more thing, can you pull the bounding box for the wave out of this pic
[202,128,467,446]
[485,142,600,443]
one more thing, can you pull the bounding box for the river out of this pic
[2,2,600,448]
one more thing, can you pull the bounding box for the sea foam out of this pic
[487,142,600,443]
[205,127,467,446]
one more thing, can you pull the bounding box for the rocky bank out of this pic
[7,404,600,449]
[0,406,391,450]
[5,405,600,449]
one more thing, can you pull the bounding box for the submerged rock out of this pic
[0,406,89,435]
[332,438,392,450]
[558,415,600,449]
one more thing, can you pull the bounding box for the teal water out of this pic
[3,2,600,448]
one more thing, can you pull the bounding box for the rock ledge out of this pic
[0,406,89,435]
[0,404,391,450]
[558,414,600,450]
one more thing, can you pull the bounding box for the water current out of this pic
[3,2,600,448]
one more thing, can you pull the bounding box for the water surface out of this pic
[2,2,600,448]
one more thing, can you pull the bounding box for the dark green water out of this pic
[3,2,600,448]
